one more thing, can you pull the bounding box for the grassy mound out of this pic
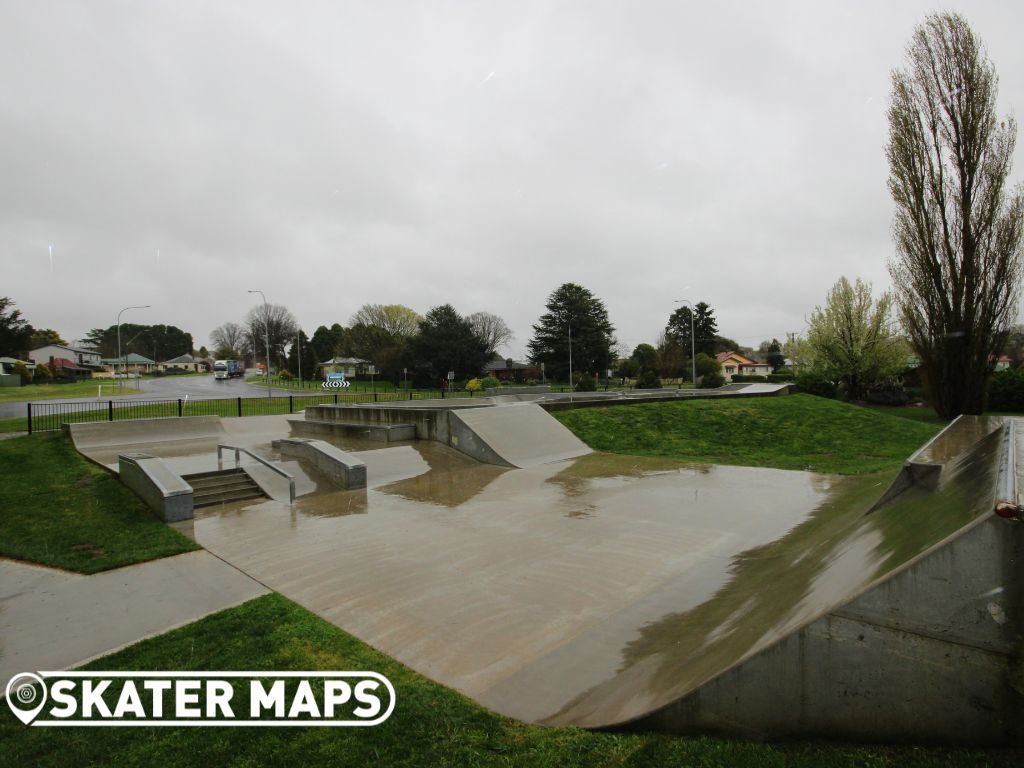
[0,433,198,572]
[554,394,943,474]
[2,593,1017,767]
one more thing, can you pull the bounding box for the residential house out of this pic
[318,357,375,378]
[49,357,93,381]
[993,355,1013,372]
[483,357,542,382]
[715,351,773,382]
[29,344,103,371]
[0,356,34,387]
[101,353,158,375]
[160,353,206,373]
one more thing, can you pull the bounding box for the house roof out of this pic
[50,357,90,371]
[101,353,156,364]
[162,354,196,364]
[319,357,370,366]
[0,356,32,365]
[484,359,533,371]
[716,351,757,365]
[31,344,99,356]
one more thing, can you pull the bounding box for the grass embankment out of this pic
[0,380,142,402]
[0,433,198,572]
[555,394,943,474]
[2,593,1016,768]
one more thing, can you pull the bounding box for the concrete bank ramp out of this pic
[66,416,225,467]
[536,417,1023,744]
[449,402,591,468]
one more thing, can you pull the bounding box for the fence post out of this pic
[373,392,378,403]
[289,395,293,413]
[178,398,183,417]
[108,400,114,422]
[27,403,32,434]
[334,393,338,404]
[237,397,242,418]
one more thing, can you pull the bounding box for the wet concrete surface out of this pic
[187,433,922,725]
[58,411,1012,727]
[0,552,268,691]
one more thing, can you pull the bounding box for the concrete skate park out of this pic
[60,387,1024,745]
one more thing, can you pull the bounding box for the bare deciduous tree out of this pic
[209,322,245,355]
[467,311,514,357]
[887,12,1023,417]
[245,304,299,368]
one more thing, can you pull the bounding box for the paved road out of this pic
[0,372,315,419]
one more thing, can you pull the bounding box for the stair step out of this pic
[193,483,260,501]
[193,489,265,507]
[183,468,248,481]
[184,468,266,507]
[188,475,256,491]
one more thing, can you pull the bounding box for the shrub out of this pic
[767,372,795,383]
[694,353,722,379]
[575,372,597,392]
[731,374,767,383]
[795,371,837,399]
[635,369,662,389]
[700,372,725,389]
[278,370,293,380]
[480,376,501,390]
[988,368,1024,412]
[465,378,482,392]
[12,361,32,385]
[34,364,53,383]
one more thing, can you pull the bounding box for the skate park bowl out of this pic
[62,402,1024,745]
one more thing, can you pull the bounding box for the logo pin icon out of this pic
[6,673,47,725]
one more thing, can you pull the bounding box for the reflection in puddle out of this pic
[193,426,1003,729]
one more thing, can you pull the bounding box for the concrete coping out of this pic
[118,453,192,498]
[274,437,365,467]
[272,437,367,490]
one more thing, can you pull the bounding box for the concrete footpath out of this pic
[0,551,268,692]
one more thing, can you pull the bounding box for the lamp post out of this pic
[248,290,272,400]
[117,305,149,390]
[676,299,697,387]
[567,319,573,401]
[296,332,302,387]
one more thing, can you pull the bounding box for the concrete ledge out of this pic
[290,418,415,443]
[485,385,551,395]
[118,452,194,522]
[272,437,367,489]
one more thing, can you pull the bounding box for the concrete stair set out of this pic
[183,468,266,507]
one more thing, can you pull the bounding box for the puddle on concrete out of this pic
[191,440,938,726]
[73,411,1007,727]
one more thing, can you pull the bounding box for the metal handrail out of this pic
[217,444,295,504]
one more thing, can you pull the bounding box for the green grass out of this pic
[862,404,949,424]
[554,394,943,474]
[0,433,198,572]
[0,380,142,402]
[2,593,1017,767]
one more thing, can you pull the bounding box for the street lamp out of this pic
[295,332,302,387]
[117,305,150,389]
[248,290,272,400]
[676,299,697,387]
[567,319,573,399]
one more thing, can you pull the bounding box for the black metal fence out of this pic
[25,389,483,434]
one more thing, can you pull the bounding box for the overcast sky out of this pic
[2,1,1022,359]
